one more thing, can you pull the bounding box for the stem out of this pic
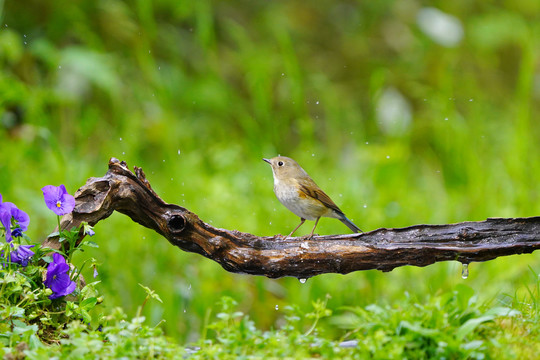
[136,296,150,318]
[304,316,320,337]
[5,244,11,272]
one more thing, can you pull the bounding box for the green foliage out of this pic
[3,309,186,359]
[332,284,518,359]
[0,232,99,344]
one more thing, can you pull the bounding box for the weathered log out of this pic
[43,158,540,279]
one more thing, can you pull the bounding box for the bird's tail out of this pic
[339,216,362,233]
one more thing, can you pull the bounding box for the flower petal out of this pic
[11,245,35,267]
[42,185,61,212]
[0,207,12,241]
[10,207,30,231]
[60,193,76,215]
[0,202,18,242]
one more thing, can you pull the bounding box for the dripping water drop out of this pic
[461,263,469,279]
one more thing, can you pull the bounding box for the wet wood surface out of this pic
[43,158,540,279]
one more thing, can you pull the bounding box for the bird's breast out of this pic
[273,178,331,220]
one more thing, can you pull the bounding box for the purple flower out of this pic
[44,253,76,299]
[0,196,30,242]
[10,245,35,267]
[42,185,76,216]
[83,223,95,237]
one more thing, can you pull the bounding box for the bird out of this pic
[263,156,362,238]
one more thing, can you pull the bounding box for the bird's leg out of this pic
[307,217,320,239]
[287,218,306,238]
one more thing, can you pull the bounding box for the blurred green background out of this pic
[1,0,540,342]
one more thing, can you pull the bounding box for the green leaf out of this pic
[398,321,439,337]
[456,315,495,340]
[80,297,98,311]
[138,283,163,303]
[79,309,91,323]
[484,307,521,317]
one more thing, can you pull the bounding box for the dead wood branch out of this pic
[43,158,540,279]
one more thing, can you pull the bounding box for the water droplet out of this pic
[119,137,123,141]
[158,66,161,70]
[363,204,367,208]
[444,117,448,121]
[365,142,369,145]
[275,305,279,310]
[58,65,62,69]
[171,178,173,181]
[461,263,469,279]
[299,278,307,284]
[122,151,125,155]
[311,153,315,157]
[281,73,285,76]
[183,309,187,313]
[316,101,319,105]
[177,149,181,155]
[469,98,474,102]
[386,155,390,159]
[163,159,166,162]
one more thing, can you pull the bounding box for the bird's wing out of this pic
[297,178,344,215]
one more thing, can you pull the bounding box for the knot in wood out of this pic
[168,215,186,233]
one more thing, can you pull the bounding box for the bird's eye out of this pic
[278,161,284,166]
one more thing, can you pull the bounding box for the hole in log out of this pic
[168,215,186,232]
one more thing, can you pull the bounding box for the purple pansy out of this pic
[0,196,30,242]
[41,185,76,216]
[10,244,35,267]
[44,253,76,299]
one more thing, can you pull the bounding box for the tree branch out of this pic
[43,158,540,279]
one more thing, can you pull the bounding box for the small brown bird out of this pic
[263,156,362,238]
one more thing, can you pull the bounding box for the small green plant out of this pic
[330,284,521,359]
[0,186,100,347]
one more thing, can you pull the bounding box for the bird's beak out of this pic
[263,158,271,164]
